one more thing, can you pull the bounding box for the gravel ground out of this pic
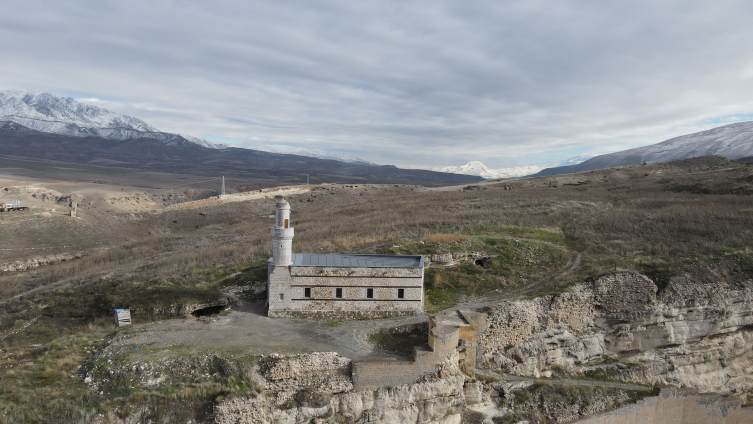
[112,300,429,360]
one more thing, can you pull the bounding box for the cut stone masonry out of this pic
[352,309,486,389]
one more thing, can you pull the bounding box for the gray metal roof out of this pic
[291,253,424,268]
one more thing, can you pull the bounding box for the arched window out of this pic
[284,219,289,228]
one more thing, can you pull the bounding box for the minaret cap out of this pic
[276,199,290,209]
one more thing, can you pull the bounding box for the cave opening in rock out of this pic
[191,305,226,317]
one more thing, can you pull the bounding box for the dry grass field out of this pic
[1,155,753,421]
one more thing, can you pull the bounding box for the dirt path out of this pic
[476,368,654,392]
[448,247,583,312]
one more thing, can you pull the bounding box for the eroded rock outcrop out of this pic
[0,253,81,272]
[214,352,471,424]
[479,273,753,399]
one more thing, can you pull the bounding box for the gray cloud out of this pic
[1,1,752,168]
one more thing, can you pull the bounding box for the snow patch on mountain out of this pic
[252,144,377,165]
[431,161,542,179]
[552,154,598,167]
[533,120,753,177]
[0,90,156,131]
[604,120,753,163]
[0,90,225,149]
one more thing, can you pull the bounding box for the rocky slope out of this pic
[86,348,653,424]
[86,349,474,424]
[479,273,753,401]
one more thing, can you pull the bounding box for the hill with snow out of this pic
[251,144,377,166]
[0,90,224,149]
[551,154,597,167]
[534,121,753,177]
[431,161,543,179]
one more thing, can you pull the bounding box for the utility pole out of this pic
[307,174,310,185]
[221,176,225,196]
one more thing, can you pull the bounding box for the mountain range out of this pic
[0,90,480,186]
[434,122,753,180]
[430,155,601,179]
[0,91,383,166]
[6,90,751,183]
[0,90,224,149]
[250,144,376,166]
[533,121,753,177]
[431,161,544,179]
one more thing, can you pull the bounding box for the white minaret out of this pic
[271,199,294,266]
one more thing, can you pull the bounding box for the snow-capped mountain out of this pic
[0,90,224,149]
[252,144,377,165]
[551,154,598,167]
[431,161,543,179]
[601,121,753,163]
[534,120,753,177]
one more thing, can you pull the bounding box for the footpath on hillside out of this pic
[476,368,654,392]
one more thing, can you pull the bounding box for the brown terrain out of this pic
[1,155,753,422]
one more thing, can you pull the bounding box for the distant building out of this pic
[267,199,425,318]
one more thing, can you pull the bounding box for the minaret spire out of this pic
[271,199,294,266]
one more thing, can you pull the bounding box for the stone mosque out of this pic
[266,199,425,318]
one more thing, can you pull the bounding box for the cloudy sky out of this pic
[1,1,752,169]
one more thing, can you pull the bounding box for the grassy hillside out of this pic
[1,156,753,421]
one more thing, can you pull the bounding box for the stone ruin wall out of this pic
[351,358,439,389]
[352,310,485,390]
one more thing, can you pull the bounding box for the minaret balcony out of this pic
[271,228,295,238]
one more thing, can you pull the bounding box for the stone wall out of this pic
[268,309,421,319]
[258,352,353,399]
[268,264,424,317]
[267,264,294,314]
[351,357,439,389]
[351,310,485,389]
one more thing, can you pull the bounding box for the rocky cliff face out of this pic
[479,273,753,400]
[214,352,471,424]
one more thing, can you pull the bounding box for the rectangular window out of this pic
[366,288,374,299]
[397,289,405,299]
[284,218,289,228]
[335,288,343,298]
[304,287,311,298]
